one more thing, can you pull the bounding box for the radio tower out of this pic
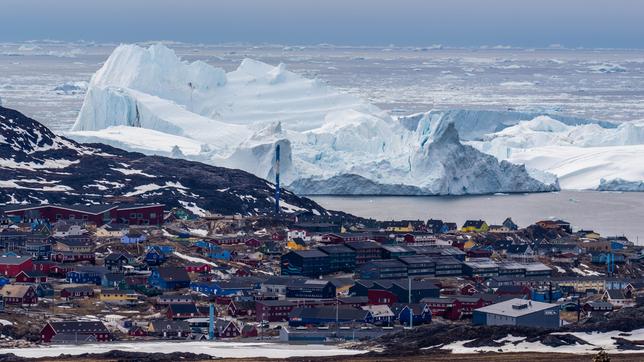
[275,144,281,214]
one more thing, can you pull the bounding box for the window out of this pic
[150,212,157,219]
[130,213,136,219]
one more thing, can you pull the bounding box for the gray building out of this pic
[473,298,560,329]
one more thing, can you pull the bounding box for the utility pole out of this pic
[274,144,281,214]
[408,277,413,329]
[335,295,339,335]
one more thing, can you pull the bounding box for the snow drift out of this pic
[69,44,557,195]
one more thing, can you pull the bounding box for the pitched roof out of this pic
[156,267,190,282]
[0,284,34,298]
[49,321,108,334]
[0,254,32,265]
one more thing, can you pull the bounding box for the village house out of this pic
[149,267,191,290]
[147,320,191,338]
[60,286,95,299]
[185,262,213,274]
[121,230,146,244]
[99,289,140,305]
[0,254,33,277]
[392,303,432,326]
[0,284,38,305]
[255,300,298,322]
[228,299,256,318]
[103,252,133,271]
[15,269,48,283]
[156,293,194,305]
[214,318,241,338]
[52,223,85,238]
[166,303,204,319]
[461,220,489,233]
[602,289,635,308]
[40,321,111,343]
[95,224,127,238]
[66,266,106,285]
[54,237,93,253]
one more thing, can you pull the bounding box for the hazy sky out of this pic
[2,0,643,48]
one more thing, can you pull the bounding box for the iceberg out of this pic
[69,43,557,195]
[469,116,644,190]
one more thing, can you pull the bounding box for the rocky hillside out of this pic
[0,106,328,216]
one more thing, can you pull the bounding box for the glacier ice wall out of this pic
[69,43,558,195]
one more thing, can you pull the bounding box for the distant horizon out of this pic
[4,39,644,51]
[2,0,643,49]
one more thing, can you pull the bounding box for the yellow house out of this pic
[95,224,126,238]
[463,240,476,250]
[461,220,489,233]
[100,289,139,304]
[383,221,414,233]
[286,238,307,250]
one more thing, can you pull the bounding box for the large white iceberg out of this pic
[468,116,644,190]
[69,44,557,195]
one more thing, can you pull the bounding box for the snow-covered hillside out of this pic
[468,116,644,190]
[69,44,556,195]
[0,106,329,216]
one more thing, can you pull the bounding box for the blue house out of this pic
[208,247,232,261]
[531,287,564,303]
[591,252,626,264]
[66,266,106,285]
[121,230,146,244]
[147,245,175,254]
[393,303,432,326]
[149,267,191,290]
[144,246,168,266]
[0,276,10,287]
[190,279,258,296]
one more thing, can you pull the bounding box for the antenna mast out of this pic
[275,144,281,214]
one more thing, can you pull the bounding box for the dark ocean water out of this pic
[311,190,644,243]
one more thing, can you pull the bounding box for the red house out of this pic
[50,263,75,276]
[245,238,262,247]
[128,326,147,337]
[40,321,111,343]
[32,260,56,274]
[422,296,486,320]
[228,300,256,317]
[15,270,48,283]
[60,286,95,299]
[319,233,344,244]
[368,289,399,306]
[0,255,33,277]
[215,319,241,338]
[0,284,38,305]
[51,251,95,264]
[185,262,212,274]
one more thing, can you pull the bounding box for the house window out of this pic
[56,214,62,220]
[150,212,157,219]
[130,213,137,219]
